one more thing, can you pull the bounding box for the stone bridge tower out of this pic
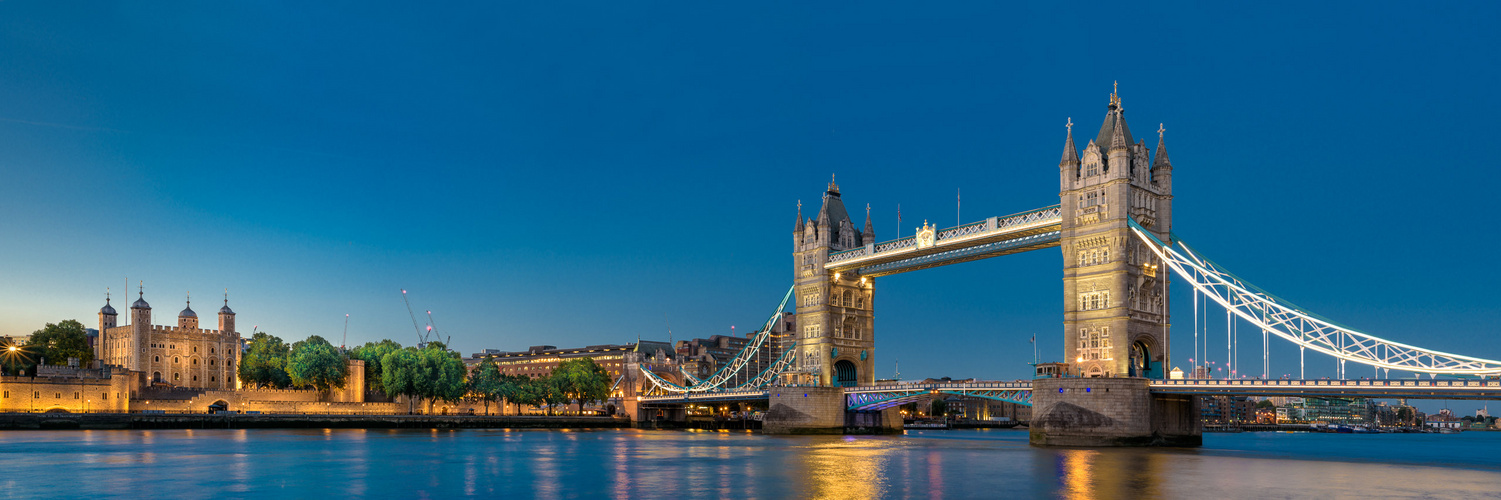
[1058,86,1174,378]
[792,178,876,387]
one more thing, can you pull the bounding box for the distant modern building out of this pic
[468,343,641,380]
[1276,397,1374,425]
[95,287,242,390]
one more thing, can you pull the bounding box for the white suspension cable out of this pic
[1130,219,1501,376]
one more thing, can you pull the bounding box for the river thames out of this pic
[2,428,1499,499]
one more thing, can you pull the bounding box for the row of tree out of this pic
[348,339,614,415]
[3,321,617,416]
[238,332,350,392]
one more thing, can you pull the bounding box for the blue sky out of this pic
[3,2,1501,411]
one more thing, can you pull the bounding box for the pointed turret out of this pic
[862,203,874,244]
[1060,117,1079,168]
[794,200,804,232]
[1109,111,1130,152]
[1153,123,1172,170]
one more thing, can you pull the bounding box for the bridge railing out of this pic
[1154,379,1501,388]
[826,205,1061,267]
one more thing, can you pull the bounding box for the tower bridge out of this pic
[624,87,1501,445]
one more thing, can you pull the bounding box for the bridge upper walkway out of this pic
[824,205,1060,277]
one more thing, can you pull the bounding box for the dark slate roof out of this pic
[100,302,116,315]
[816,182,851,228]
[179,304,196,318]
[132,296,150,309]
[1094,107,1134,154]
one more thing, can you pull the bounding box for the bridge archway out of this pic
[1129,340,1151,378]
[834,360,857,387]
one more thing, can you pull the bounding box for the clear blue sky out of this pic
[3,2,1500,412]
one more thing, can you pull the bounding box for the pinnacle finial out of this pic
[866,203,871,217]
[1158,123,1165,140]
[106,287,111,304]
[186,291,190,307]
[139,281,143,298]
[224,288,229,306]
[1066,117,1073,134]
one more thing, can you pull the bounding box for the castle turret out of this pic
[218,290,236,335]
[98,290,117,361]
[178,292,198,330]
[130,284,151,371]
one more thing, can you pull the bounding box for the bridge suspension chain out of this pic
[635,285,798,393]
[1130,219,1501,376]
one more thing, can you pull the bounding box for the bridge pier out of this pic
[762,387,901,434]
[1029,378,1199,447]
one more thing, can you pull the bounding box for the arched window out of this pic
[174,357,180,364]
[154,356,160,362]
[173,373,180,381]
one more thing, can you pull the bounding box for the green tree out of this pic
[349,339,403,394]
[1255,399,1276,410]
[535,375,565,416]
[287,335,349,393]
[931,398,948,417]
[428,346,469,406]
[552,357,612,415]
[469,356,504,415]
[28,320,93,367]
[238,332,292,389]
[508,375,541,415]
[380,348,423,413]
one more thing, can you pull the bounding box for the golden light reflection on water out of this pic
[796,437,895,500]
[1055,448,1163,499]
[1059,449,1096,499]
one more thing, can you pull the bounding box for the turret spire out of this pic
[863,203,874,238]
[1110,110,1129,151]
[794,200,804,232]
[1060,117,1079,167]
[1153,123,1172,169]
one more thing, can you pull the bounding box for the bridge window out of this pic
[856,295,865,309]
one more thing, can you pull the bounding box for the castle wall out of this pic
[0,367,133,413]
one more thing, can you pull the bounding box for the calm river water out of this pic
[1,428,1498,499]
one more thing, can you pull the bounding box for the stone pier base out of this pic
[1029,378,1200,447]
[764,387,848,434]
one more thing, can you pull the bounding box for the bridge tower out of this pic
[792,177,876,387]
[1058,86,1174,378]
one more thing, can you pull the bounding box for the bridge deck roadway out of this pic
[1150,379,1501,399]
[824,205,1061,277]
[638,379,1501,409]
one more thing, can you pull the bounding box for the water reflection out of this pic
[796,436,893,499]
[1055,448,1163,499]
[2,429,1500,498]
